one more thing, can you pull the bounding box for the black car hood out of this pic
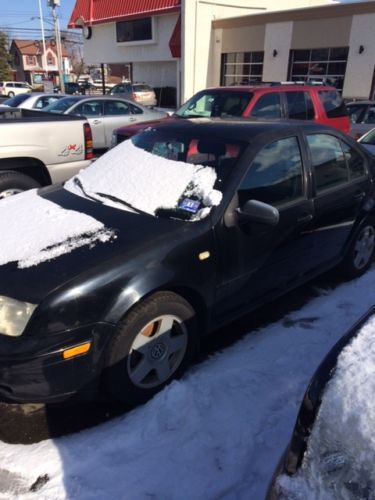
[0,186,189,303]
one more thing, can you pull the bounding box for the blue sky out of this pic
[0,0,77,38]
[0,0,365,39]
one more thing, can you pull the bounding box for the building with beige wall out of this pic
[69,0,374,105]
[213,1,375,100]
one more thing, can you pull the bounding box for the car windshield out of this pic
[360,128,375,145]
[175,91,253,119]
[43,97,82,113]
[276,314,375,499]
[2,94,31,106]
[64,130,245,221]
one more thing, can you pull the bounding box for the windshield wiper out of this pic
[94,192,150,216]
[73,177,101,203]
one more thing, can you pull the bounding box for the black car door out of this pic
[213,134,317,323]
[304,132,372,268]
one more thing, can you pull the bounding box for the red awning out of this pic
[68,0,181,28]
[169,15,181,58]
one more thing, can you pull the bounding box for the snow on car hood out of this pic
[65,139,222,220]
[277,314,375,499]
[0,190,114,269]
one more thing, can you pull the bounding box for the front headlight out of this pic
[0,296,37,337]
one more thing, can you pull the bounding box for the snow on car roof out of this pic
[0,190,114,269]
[65,139,222,219]
[277,314,375,498]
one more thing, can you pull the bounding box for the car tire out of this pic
[0,171,40,199]
[340,220,375,279]
[7,91,14,97]
[104,291,198,405]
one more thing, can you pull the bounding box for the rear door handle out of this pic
[297,214,313,223]
[354,191,365,200]
[92,119,101,125]
[129,117,137,122]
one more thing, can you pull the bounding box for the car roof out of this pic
[140,118,335,142]
[195,84,338,93]
[347,100,375,106]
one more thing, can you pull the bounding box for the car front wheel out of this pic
[340,221,375,279]
[104,291,198,405]
[0,171,40,200]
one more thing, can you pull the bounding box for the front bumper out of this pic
[0,322,115,403]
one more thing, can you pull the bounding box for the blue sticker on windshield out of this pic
[179,198,200,213]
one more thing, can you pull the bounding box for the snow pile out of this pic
[1,267,375,498]
[65,139,222,219]
[0,190,114,269]
[277,315,375,499]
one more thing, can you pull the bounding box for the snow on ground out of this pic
[1,267,375,499]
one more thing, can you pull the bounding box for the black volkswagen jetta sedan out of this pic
[0,119,374,405]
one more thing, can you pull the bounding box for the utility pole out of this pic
[38,0,48,80]
[48,0,65,94]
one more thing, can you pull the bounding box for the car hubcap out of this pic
[0,188,23,200]
[127,314,188,389]
[353,225,375,270]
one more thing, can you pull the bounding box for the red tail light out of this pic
[132,92,139,101]
[84,123,94,160]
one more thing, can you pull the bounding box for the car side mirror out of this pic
[237,199,279,226]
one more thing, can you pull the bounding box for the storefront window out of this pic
[289,47,348,92]
[221,52,264,86]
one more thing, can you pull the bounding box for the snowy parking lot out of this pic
[0,265,374,499]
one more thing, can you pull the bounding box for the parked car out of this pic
[79,81,99,94]
[43,95,167,151]
[267,306,375,499]
[346,100,375,139]
[54,82,82,95]
[112,83,350,146]
[108,82,157,107]
[0,107,93,198]
[1,92,66,110]
[0,120,373,405]
[358,127,375,155]
[0,81,32,97]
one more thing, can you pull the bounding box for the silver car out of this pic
[1,92,66,110]
[346,100,375,139]
[108,82,157,107]
[43,96,167,150]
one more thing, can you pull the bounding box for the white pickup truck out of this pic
[0,108,93,198]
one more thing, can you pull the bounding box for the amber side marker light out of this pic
[62,342,91,360]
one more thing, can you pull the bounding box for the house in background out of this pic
[9,39,72,87]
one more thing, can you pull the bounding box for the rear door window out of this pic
[341,141,367,180]
[318,91,347,118]
[250,93,282,118]
[104,100,130,116]
[307,134,349,192]
[285,91,315,120]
